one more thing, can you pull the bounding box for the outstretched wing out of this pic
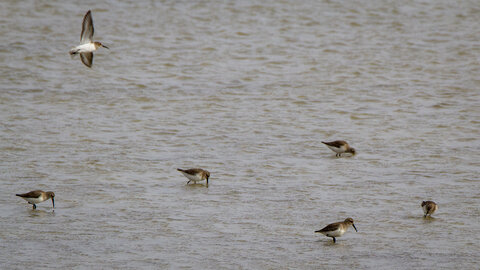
[80,10,94,43]
[80,52,94,68]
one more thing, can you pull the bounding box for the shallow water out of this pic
[0,0,479,269]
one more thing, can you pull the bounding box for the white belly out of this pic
[22,197,46,204]
[322,228,346,238]
[71,43,96,53]
[327,145,345,153]
[182,172,204,182]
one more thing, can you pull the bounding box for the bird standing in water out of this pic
[421,201,438,218]
[69,10,109,67]
[177,168,210,185]
[315,218,358,243]
[16,190,55,210]
[321,140,356,157]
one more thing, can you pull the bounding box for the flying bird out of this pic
[69,10,109,67]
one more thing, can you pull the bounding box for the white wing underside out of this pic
[81,10,94,44]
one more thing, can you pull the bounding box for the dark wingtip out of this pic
[15,194,21,197]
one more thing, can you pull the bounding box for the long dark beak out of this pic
[52,197,55,208]
[102,44,109,49]
[352,223,358,232]
[206,177,209,185]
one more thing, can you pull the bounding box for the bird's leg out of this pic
[33,204,36,210]
[333,237,336,243]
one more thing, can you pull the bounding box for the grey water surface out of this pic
[0,0,479,269]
